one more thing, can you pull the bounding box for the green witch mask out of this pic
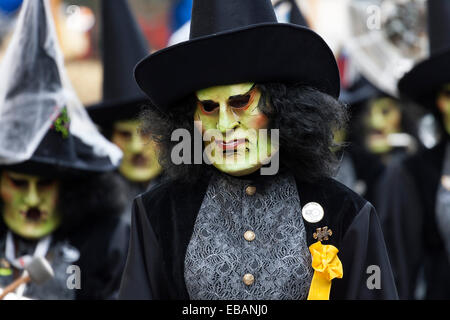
[194,83,276,176]
[437,84,450,135]
[364,97,402,154]
[111,119,162,183]
[331,128,347,153]
[0,171,61,240]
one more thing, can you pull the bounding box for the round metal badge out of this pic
[302,202,324,223]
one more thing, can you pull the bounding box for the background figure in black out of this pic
[88,0,163,226]
[377,0,450,299]
[336,75,420,207]
[0,0,128,300]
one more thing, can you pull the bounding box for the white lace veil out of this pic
[0,0,122,166]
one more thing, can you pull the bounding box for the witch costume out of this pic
[336,75,416,206]
[119,0,398,300]
[378,0,450,300]
[88,0,162,225]
[0,0,128,300]
[87,0,150,132]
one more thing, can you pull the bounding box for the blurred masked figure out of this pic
[378,0,450,299]
[0,0,128,300]
[88,0,163,225]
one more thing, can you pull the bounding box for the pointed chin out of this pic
[205,138,273,176]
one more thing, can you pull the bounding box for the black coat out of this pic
[68,215,129,300]
[377,140,450,299]
[58,172,131,300]
[119,172,398,300]
[343,144,386,207]
[0,215,129,300]
[0,171,130,300]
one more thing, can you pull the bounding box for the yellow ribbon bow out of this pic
[307,241,343,300]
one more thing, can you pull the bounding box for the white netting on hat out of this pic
[61,72,123,167]
[0,0,122,166]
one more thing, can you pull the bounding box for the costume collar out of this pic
[5,231,52,270]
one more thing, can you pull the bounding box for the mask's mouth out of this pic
[216,138,248,150]
[369,129,385,137]
[131,154,149,167]
[216,139,250,157]
[21,207,47,222]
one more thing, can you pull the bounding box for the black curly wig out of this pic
[140,83,349,183]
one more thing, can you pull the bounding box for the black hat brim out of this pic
[398,49,450,109]
[1,133,118,178]
[135,23,340,110]
[339,78,382,111]
[87,97,148,128]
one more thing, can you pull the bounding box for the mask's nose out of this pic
[24,180,40,207]
[129,132,144,154]
[217,102,240,134]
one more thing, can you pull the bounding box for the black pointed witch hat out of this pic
[135,0,340,111]
[274,0,308,27]
[0,0,120,176]
[398,0,450,108]
[87,0,150,128]
[277,0,380,110]
[340,75,383,111]
[287,0,308,26]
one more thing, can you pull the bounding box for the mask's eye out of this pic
[228,94,251,109]
[37,179,55,188]
[199,100,219,113]
[10,178,28,188]
[382,107,391,116]
[117,130,132,140]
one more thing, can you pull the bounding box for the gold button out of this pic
[243,273,255,286]
[245,186,256,196]
[244,231,256,242]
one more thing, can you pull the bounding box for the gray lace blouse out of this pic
[184,172,313,300]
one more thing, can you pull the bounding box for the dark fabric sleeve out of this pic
[71,216,129,300]
[118,196,167,300]
[332,202,399,300]
[101,218,130,300]
[375,163,424,299]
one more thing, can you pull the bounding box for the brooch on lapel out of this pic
[313,227,332,242]
[302,202,324,223]
[301,201,343,300]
